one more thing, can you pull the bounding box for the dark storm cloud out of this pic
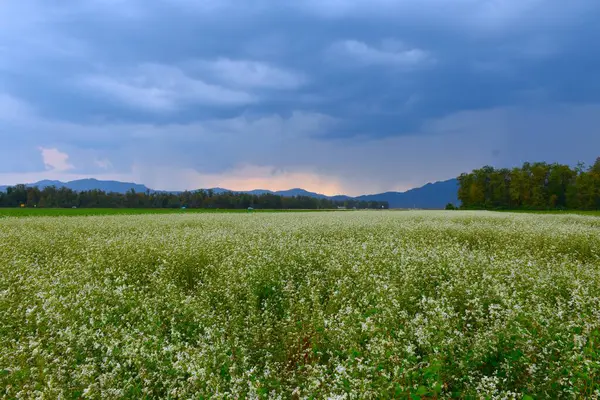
[1,0,599,194]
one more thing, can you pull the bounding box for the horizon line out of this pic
[0,177,458,197]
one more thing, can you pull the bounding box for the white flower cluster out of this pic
[1,211,600,398]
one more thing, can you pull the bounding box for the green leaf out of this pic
[416,385,429,395]
[395,384,404,397]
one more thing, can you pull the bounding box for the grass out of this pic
[1,211,600,398]
[498,209,600,216]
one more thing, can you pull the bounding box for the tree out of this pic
[457,173,473,207]
[456,157,599,211]
[1,185,388,210]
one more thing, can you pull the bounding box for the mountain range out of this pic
[0,178,459,209]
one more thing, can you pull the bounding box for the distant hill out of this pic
[208,180,460,208]
[0,178,459,208]
[208,188,330,199]
[355,179,459,209]
[223,180,459,208]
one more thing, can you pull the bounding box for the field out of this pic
[1,211,600,398]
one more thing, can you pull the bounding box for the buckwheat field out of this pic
[1,211,600,399]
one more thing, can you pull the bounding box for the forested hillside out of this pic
[0,185,387,210]
[458,158,600,210]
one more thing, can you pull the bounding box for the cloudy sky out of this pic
[1,0,599,195]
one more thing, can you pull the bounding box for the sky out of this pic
[1,0,599,196]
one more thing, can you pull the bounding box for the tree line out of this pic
[457,157,600,210]
[0,185,389,210]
